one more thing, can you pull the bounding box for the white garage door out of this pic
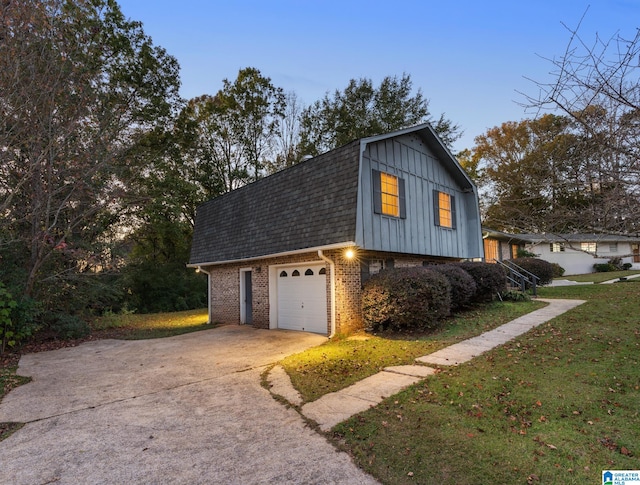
[277,263,328,334]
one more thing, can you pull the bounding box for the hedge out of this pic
[457,262,507,302]
[509,258,555,285]
[427,264,477,310]
[362,267,451,332]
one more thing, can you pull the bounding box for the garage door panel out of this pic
[277,264,327,334]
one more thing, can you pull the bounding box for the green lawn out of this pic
[562,269,640,283]
[281,300,546,402]
[92,308,211,339]
[324,283,640,484]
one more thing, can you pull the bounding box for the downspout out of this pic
[317,250,336,338]
[196,266,213,324]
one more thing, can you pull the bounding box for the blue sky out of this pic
[117,0,637,152]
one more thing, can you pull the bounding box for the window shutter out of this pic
[450,195,456,229]
[398,177,406,219]
[433,190,440,226]
[372,169,382,214]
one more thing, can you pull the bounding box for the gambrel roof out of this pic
[189,123,478,266]
[189,140,361,265]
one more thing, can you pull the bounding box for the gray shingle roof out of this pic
[189,140,361,265]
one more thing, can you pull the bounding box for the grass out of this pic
[562,269,640,283]
[0,367,30,440]
[91,308,211,339]
[281,300,546,402]
[326,283,640,484]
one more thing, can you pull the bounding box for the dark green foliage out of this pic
[508,257,555,285]
[47,313,90,340]
[516,247,538,258]
[622,263,633,270]
[122,261,207,313]
[362,267,451,332]
[607,257,628,271]
[298,74,461,156]
[457,262,507,302]
[551,262,565,277]
[594,263,617,272]
[0,284,18,354]
[426,264,476,310]
[0,283,41,353]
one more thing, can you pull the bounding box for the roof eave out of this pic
[187,241,358,268]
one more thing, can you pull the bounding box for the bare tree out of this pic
[520,12,640,238]
[268,91,304,173]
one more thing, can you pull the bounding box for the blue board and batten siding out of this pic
[355,134,482,259]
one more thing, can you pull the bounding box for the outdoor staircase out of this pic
[492,259,540,297]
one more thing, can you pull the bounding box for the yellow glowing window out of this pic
[484,239,499,262]
[380,172,399,216]
[511,244,519,259]
[438,192,452,228]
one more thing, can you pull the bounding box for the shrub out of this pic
[593,263,617,272]
[0,284,18,354]
[362,267,451,332]
[457,262,507,303]
[551,262,565,277]
[516,248,537,258]
[427,264,476,310]
[608,257,623,270]
[508,258,555,286]
[622,263,633,270]
[48,313,91,339]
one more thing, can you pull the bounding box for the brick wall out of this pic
[203,251,332,332]
[204,249,457,335]
[327,249,363,334]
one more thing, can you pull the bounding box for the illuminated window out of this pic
[372,169,406,218]
[380,172,399,216]
[581,242,597,253]
[550,243,565,252]
[433,190,456,229]
[484,239,499,262]
[511,244,519,259]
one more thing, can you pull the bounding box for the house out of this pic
[518,233,640,275]
[482,228,529,262]
[188,124,483,336]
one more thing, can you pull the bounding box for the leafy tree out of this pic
[472,114,601,232]
[120,68,286,312]
[298,74,461,156]
[168,68,285,193]
[0,0,180,314]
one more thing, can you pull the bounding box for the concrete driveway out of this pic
[0,325,378,484]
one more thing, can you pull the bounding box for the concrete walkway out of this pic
[601,273,640,284]
[270,298,585,431]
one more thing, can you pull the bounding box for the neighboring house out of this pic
[518,233,640,275]
[188,124,483,336]
[482,229,529,262]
